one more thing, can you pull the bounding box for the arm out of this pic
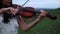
[17,15,44,31]
[0,8,11,14]
[0,8,4,13]
[17,11,46,32]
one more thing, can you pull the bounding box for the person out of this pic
[0,0,47,34]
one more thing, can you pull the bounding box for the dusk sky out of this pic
[12,0,60,8]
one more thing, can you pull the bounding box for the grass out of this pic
[18,8,60,34]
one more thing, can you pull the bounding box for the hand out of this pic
[9,7,19,15]
[40,10,47,17]
[1,7,18,15]
[34,10,47,22]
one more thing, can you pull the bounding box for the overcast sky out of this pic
[12,0,60,8]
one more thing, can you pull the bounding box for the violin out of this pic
[21,7,36,18]
[17,7,57,20]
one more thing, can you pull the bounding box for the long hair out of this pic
[0,0,12,23]
[0,0,2,9]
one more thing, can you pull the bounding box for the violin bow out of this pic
[22,0,29,7]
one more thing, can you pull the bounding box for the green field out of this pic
[18,8,60,34]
